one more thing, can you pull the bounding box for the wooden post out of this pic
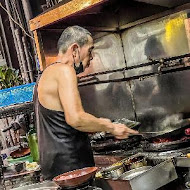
[185,18,190,52]
[33,30,46,71]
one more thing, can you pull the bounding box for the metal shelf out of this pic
[0,102,34,119]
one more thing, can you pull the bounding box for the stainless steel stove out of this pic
[56,180,102,190]
[11,180,103,190]
[142,147,190,159]
[57,187,102,190]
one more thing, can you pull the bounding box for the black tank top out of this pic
[33,75,94,180]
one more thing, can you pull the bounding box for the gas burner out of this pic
[56,179,95,190]
[56,178,103,190]
[142,146,190,159]
[94,147,143,156]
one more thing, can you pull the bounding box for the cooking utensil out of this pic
[91,118,141,141]
[53,167,98,188]
[135,119,190,139]
[5,162,26,173]
[131,131,167,138]
[14,162,26,173]
[112,118,141,130]
[119,166,152,180]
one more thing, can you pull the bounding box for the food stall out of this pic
[23,0,190,189]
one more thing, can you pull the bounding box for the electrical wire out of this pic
[0,2,34,40]
[12,0,24,27]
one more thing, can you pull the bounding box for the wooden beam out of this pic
[185,18,190,52]
[41,26,117,32]
[29,0,108,31]
[119,3,190,31]
[33,30,46,71]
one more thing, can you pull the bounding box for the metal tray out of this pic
[98,159,177,190]
[128,159,177,190]
[119,166,152,180]
[175,156,190,167]
[11,181,58,190]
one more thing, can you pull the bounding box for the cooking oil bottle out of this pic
[27,113,39,162]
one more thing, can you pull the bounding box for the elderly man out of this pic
[35,26,138,180]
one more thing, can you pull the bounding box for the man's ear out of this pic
[71,43,79,57]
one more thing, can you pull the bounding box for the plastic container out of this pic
[0,82,36,107]
[7,155,33,164]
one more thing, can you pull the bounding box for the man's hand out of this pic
[111,123,139,139]
[99,118,139,139]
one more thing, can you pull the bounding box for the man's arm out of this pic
[57,65,138,139]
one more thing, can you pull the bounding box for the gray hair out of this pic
[57,25,92,54]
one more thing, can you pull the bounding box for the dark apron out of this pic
[33,74,94,180]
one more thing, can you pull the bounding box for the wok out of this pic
[53,167,98,188]
[10,147,30,159]
[142,137,190,152]
[136,119,190,139]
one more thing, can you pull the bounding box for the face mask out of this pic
[74,62,84,74]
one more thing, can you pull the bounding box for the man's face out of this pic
[80,35,94,69]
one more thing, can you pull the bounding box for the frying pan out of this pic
[53,167,98,188]
[133,131,168,139]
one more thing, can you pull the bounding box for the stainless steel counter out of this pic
[11,180,58,190]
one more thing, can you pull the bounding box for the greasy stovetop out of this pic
[11,180,103,190]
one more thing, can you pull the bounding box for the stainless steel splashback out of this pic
[78,33,126,77]
[131,69,190,131]
[121,11,189,67]
[79,81,136,121]
[78,11,190,131]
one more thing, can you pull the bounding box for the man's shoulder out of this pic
[42,63,75,78]
[55,64,77,80]
[49,63,75,73]
[57,63,75,72]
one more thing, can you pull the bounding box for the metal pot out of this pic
[102,164,125,179]
[124,156,147,171]
[119,166,152,180]
[5,162,26,173]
